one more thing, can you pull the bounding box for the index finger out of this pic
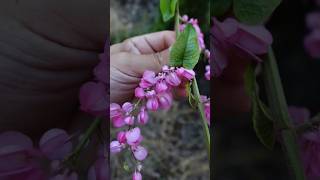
[121,31,176,54]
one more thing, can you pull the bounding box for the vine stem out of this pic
[192,78,211,158]
[174,0,210,163]
[174,0,180,37]
[262,48,305,180]
[65,118,102,163]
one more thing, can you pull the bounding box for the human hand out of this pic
[0,0,106,137]
[110,31,176,103]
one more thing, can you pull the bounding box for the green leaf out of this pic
[211,0,232,17]
[160,0,177,22]
[169,24,200,69]
[233,0,281,24]
[244,65,275,149]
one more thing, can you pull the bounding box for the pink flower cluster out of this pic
[110,66,196,179]
[304,11,320,58]
[79,43,108,117]
[288,106,320,180]
[180,15,206,50]
[211,17,273,76]
[0,129,107,180]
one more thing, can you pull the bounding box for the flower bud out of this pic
[133,146,148,161]
[126,128,141,145]
[110,141,122,154]
[133,171,142,180]
[137,107,149,125]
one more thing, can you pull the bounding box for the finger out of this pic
[110,43,123,54]
[115,49,170,77]
[130,49,170,75]
[121,31,176,54]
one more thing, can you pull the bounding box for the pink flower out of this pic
[146,97,159,111]
[133,146,148,161]
[306,12,320,30]
[79,82,107,117]
[165,72,181,86]
[304,30,320,58]
[139,71,157,88]
[110,103,122,119]
[117,131,127,144]
[155,81,168,93]
[126,128,141,146]
[176,67,195,80]
[157,92,173,109]
[145,90,156,98]
[135,87,145,99]
[111,116,126,128]
[122,102,133,114]
[39,129,72,160]
[124,116,135,125]
[288,106,320,179]
[137,107,149,125]
[0,131,37,177]
[211,17,273,76]
[110,103,126,127]
[110,141,122,154]
[133,171,142,180]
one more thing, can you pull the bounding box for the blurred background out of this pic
[110,0,210,179]
[213,0,320,180]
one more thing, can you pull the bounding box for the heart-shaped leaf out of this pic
[160,0,178,22]
[169,24,200,69]
[233,0,281,25]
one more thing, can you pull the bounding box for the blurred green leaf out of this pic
[169,24,200,69]
[233,0,281,24]
[160,0,177,22]
[211,0,232,17]
[245,65,275,150]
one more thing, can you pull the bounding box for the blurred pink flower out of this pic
[133,171,142,180]
[288,106,320,179]
[39,129,72,160]
[211,17,273,76]
[304,30,320,59]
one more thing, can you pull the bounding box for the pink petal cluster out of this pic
[0,129,74,179]
[304,12,320,59]
[180,15,206,50]
[79,43,108,117]
[110,65,196,179]
[211,17,273,76]
[135,66,195,112]
[288,106,320,179]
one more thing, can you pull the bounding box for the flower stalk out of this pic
[262,48,305,180]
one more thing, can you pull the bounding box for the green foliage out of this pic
[160,0,178,22]
[244,65,275,150]
[169,24,200,69]
[233,0,281,24]
[211,0,232,17]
